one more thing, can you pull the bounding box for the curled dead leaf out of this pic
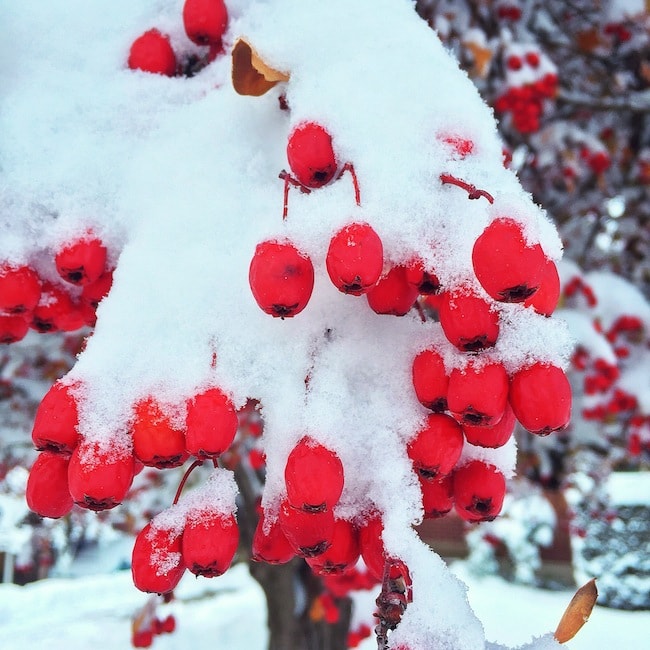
[554,578,598,644]
[232,38,289,96]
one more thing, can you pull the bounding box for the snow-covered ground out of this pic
[0,559,647,649]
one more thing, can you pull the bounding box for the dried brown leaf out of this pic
[576,29,604,53]
[231,38,289,96]
[464,41,493,79]
[554,578,598,644]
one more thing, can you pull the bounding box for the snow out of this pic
[1,0,578,647]
[607,472,650,507]
[0,560,648,649]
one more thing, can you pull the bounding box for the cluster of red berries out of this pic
[0,235,112,345]
[132,613,176,648]
[494,50,558,134]
[127,0,228,77]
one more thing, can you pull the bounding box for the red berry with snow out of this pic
[286,122,337,189]
[438,287,500,351]
[278,499,334,557]
[0,314,29,344]
[472,218,546,302]
[358,513,386,581]
[326,222,383,295]
[26,451,74,519]
[447,361,509,427]
[132,521,185,594]
[366,266,419,316]
[509,363,572,435]
[182,510,239,577]
[453,460,506,522]
[31,380,80,455]
[131,398,188,468]
[182,0,229,46]
[461,402,516,448]
[81,270,113,308]
[408,413,464,480]
[68,441,135,511]
[185,387,238,460]
[55,237,107,286]
[30,283,75,333]
[128,30,177,77]
[249,240,314,318]
[306,518,360,575]
[420,474,454,519]
[252,509,295,564]
[0,264,41,314]
[411,348,449,412]
[285,437,344,511]
[523,258,560,316]
[405,260,440,295]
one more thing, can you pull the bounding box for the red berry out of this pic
[461,402,516,448]
[68,441,135,511]
[26,451,74,519]
[306,518,360,575]
[453,461,506,522]
[358,514,386,581]
[525,51,540,67]
[472,218,546,302]
[523,258,560,316]
[405,260,440,295]
[447,361,509,427]
[588,151,611,175]
[407,413,464,480]
[285,437,344,511]
[411,348,449,412]
[249,240,314,318]
[185,387,238,459]
[0,264,41,314]
[506,55,522,70]
[509,363,572,435]
[278,500,334,557]
[287,123,337,188]
[420,474,454,519]
[132,629,154,648]
[81,270,113,308]
[326,222,383,295]
[182,510,239,577]
[55,237,107,286]
[132,521,185,594]
[0,314,29,344]
[31,380,80,454]
[366,266,419,316]
[438,287,500,351]
[160,615,176,634]
[30,283,75,333]
[252,509,295,564]
[182,0,228,46]
[132,398,188,468]
[128,29,177,77]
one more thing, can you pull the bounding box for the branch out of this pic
[557,89,650,114]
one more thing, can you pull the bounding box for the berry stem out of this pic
[338,162,362,206]
[172,459,204,505]
[279,170,311,220]
[440,173,494,204]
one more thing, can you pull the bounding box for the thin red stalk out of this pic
[339,162,362,206]
[172,459,204,505]
[440,172,494,204]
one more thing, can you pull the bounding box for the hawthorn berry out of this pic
[26,451,74,519]
[509,363,572,435]
[472,218,546,302]
[306,518,360,575]
[461,402,516,448]
[438,287,500,351]
[68,441,135,511]
[278,499,334,557]
[128,29,177,77]
[0,264,41,314]
[358,513,386,581]
[185,387,238,459]
[285,437,344,511]
[131,398,188,468]
[366,266,419,316]
[132,521,185,594]
[251,509,295,564]
[411,348,449,412]
[181,510,239,577]
[0,314,29,344]
[523,258,560,316]
[31,380,80,455]
[453,460,506,522]
[132,629,154,648]
[287,122,337,188]
[405,260,440,295]
[447,361,509,427]
[407,413,464,480]
[248,240,314,318]
[158,615,176,634]
[80,270,113,308]
[55,237,107,286]
[326,222,383,295]
[420,474,454,519]
[30,283,75,333]
[182,0,229,47]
